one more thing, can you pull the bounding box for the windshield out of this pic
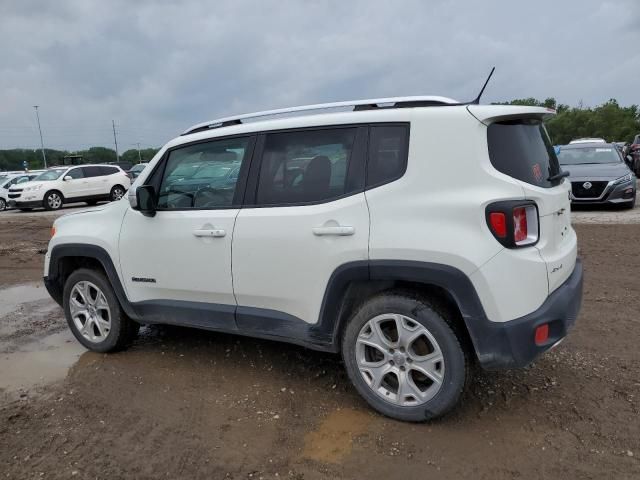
[130,164,146,172]
[557,146,621,165]
[34,169,67,181]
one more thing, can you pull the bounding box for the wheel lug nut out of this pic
[389,348,394,354]
[389,360,395,366]
[407,358,413,363]
[400,366,406,371]
[399,347,405,353]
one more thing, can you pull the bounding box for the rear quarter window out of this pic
[487,120,561,188]
[366,124,409,188]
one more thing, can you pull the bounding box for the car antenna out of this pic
[470,67,495,105]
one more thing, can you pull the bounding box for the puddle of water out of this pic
[302,408,371,464]
[0,283,49,317]
[0,329,85,393]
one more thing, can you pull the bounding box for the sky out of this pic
[1,0,638,152]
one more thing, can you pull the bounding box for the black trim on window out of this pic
[243,124,368,208]
[364,123,410,190]
[140,134,257,212]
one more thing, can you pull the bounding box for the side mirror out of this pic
[135,185,157,217]
[63,176,73,181]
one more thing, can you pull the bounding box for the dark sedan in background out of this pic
[558,142,637,209]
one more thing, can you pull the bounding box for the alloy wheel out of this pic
[112,187,124,200]
[69,281,111,343]
[47,193,62,209]
[356,313,445,407]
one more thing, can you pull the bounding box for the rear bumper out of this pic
[468,258,583,370]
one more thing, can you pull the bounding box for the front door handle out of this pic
[312,225,355,236]
[193,228,226,238]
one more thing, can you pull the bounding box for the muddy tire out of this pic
[63,268,138,353]
[341,292,468,422]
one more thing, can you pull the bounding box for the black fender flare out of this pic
[315,259,489,353]
[45,243,139,320]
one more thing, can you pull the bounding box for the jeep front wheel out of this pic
[341,293,468,421]
[63,268,138,353]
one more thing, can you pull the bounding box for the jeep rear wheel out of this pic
[342,293,468,421]
[44,191,63,210]
[63,268,139,353]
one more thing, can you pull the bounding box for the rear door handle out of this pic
[193,229,226,238]
[312,225,355,236]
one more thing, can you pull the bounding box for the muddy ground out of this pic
[0,208,639,479]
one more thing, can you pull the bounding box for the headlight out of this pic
[614,173,633,185]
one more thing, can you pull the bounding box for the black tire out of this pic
[341,292,468,422]
[63,268,138,353]
[43,190,63,211]
[0,198,6,211]
[109,185,126,202]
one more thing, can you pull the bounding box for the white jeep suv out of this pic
[43,97,583,421]
[8,164,130,211]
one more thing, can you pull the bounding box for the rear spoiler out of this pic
[466,105,556,126]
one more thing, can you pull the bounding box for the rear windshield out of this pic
[487,120,562,188]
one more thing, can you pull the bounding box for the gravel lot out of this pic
[0,203,639,479]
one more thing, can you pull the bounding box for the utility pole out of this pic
[33,106,47,168]
[112,120,119,161]
[134,142,142,163]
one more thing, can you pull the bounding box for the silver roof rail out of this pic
[182,95,460,135]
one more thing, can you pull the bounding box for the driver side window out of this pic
[157,136,251,210]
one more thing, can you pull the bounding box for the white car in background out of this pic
[569,138,606,144]
[8,165,130,211]
[0,171,45,211]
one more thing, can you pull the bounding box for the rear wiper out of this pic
[548,170,570,182]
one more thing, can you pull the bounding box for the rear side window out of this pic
[83,166,103,177]
[99,166,119,175]
[256,128,357,205]
[366,125,409,187]
[487,120,561,188]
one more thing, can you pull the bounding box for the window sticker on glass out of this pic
[595,148,612,153]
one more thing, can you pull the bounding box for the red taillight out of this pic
[486,201,538,248]
[489,212,507,238]
[513,207,528,243]
[535,324,549,345]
